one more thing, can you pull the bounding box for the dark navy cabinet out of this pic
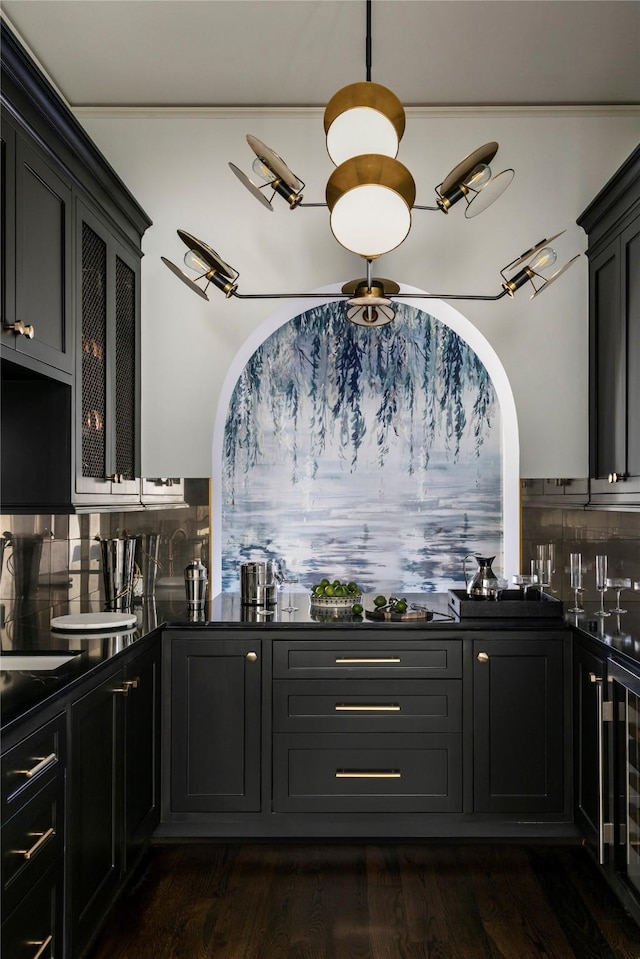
[473,633,568,815]
[1,110,73,379]
[579,145,640,507]
[0,20,151,512]
[166,634,262,816]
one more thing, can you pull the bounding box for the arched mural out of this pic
[215,295,516,595]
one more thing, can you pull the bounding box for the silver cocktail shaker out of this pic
[184,558,208,610]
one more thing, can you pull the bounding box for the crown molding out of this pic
[73,104,640,122]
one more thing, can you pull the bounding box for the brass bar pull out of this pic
[27,935,53,959]
[336,770,401,779]
[16,827,55,860]
[246,651,258,662]
[113,679,138,696]
[335,657,401,664]
[127,677,140,691]
[335,704,400,712]
[590,673,606,865]
[477,652,489,663]
[17,753,56,779]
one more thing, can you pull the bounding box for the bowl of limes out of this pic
[309,578,362,610]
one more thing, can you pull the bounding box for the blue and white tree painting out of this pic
[221,301,502,593]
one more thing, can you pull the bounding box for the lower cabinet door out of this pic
[69,668,124,958]
[273,732,462,813]
[1,855,63,959]
[473,636,566,814]
[124,643,161,871]
[169,636,262,813]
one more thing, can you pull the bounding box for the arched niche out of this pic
[212,284,519,595]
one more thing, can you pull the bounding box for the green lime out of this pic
[324,584,335,596]
[352,603,364,615]
[394,600,408,613]
[320,578,330,587]
[373,594,387,608]
[347,582,359,593]
[314,585,325,596]
[334,585,346,596]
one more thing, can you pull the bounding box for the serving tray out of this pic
[51,612,137,631]
[448,588,563,619]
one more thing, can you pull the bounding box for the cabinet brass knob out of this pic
[477,652,489,663]
[5,320,35,338]
[246,651,258,662]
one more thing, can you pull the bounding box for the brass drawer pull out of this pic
[16,827,55,860]
[335,704,400,712]
[246,651,258,662]
[17,753,57,779]
[336,770,401,779]
[28,935,53,959]
[477,652,489,663]
[113,679,138,696]
[335,657,401,664]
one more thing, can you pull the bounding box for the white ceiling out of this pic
[2,0,640,109]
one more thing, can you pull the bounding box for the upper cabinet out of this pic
[0,22,152,512]
[75,201,141,504]
[578,145,640,509]
[1,112,74,378]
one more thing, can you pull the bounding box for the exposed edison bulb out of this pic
[528,246,557,273]
[463,163,492,192]
[184,249,210,274]
[252,157,273,182]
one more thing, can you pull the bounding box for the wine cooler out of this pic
[607,658,640,923]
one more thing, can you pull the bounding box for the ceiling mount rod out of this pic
[366,0,372,81]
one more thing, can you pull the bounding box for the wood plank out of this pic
[87,844,640,959]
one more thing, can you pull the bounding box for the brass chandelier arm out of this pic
[412,203,443,212]
[230,289,510,303]
[297,202,328,208]
[401,289,511,302]
[230,290,351,300]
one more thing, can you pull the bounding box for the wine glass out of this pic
[595,555,610,617]
[532,556,550,592]
[605,576,631,614]
[568,552,584,613]
[512,573,535,598]
[276,559,299,613]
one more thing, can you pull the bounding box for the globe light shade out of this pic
[324,82,406,166]
[326,155,416,258]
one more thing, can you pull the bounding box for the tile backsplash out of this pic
[522,506,640,603]
[0,488,210,620]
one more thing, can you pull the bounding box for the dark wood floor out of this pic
[88,843,640,959]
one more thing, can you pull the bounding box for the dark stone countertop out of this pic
[1,589,639,732]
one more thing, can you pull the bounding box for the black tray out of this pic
[448,588,563,619]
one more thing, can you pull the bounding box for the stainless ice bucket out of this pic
[100,536,137,611]
[240,561,276,606]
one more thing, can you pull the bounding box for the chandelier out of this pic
[162,1,580,328]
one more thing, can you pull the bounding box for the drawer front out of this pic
[1,856,63,959]
[2,776,64,917]
[273,679,462,733]
[2,714,65,813]
[273,732,462,813]
[273,639,462,679]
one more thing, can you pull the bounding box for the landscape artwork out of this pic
[221,301,503,594]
